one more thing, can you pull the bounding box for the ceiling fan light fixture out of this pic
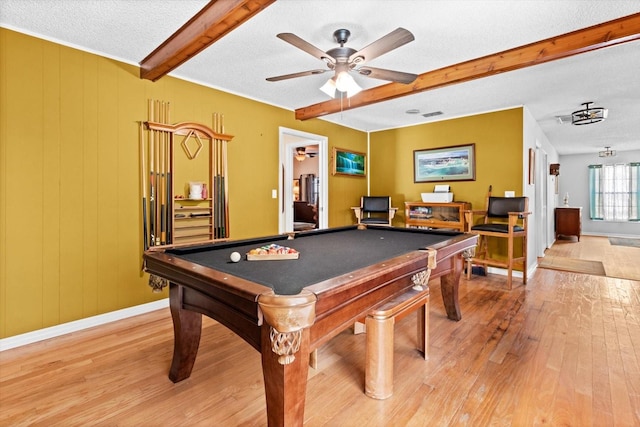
[335,71,361,97]
[295,147,307,162]
[571,101,607,125]
[319,78,337,98]
[345,83,362,98]
[334,71,352,91]
[598,146,616,158]
[272,27,415,99]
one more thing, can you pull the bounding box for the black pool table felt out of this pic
[168,227,460,295]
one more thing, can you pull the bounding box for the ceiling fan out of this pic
[295,146,317,161]
[266,28,418,98]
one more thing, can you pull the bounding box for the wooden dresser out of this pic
[555,207,582,241]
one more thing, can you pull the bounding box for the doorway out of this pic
[278,127,328,233]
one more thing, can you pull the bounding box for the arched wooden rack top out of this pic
[144,121,234,142]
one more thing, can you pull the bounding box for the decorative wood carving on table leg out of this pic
[260,323,310,427]
[412,248,436,290]
[148,274,168,293]
[258,290,316,365]
[462,247,476,261]
[258,290,316,426]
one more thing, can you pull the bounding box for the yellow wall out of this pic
[369,108,524,224]
[0,29,367,338]
[0,29,524,339]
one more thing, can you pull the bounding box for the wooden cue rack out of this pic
[140,100,233,250]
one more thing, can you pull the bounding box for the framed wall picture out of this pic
[413,143,476,182]
[332,147,366,177]
[528,148,535,185]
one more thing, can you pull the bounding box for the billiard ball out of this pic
[230,251,241,263]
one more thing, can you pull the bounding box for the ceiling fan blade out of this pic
[349,28,414,65]
[357,66,417,84]
[266,69,329,82]
[277,33,336,64]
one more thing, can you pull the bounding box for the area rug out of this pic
[609,237,640,248]
[538,256,606,276]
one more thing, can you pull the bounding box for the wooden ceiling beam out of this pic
[295,12,640,121]
[140,0,275,81]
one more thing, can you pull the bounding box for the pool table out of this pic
[143,225,477,426]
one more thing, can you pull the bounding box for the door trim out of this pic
[278,127,328,233]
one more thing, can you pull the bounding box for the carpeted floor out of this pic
[609,237,640,248]
[538,256,606,276]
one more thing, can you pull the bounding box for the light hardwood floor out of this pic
[1,239,639,426]
[543,235,640,281]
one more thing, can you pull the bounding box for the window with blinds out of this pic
[588,162,640,221]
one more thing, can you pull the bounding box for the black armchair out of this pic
[351,196,398,226]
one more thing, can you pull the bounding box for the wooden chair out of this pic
[351,196,398,226]
[464,194,530,289]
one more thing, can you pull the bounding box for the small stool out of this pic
[365,285,430,399]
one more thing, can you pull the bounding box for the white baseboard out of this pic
[582,232,640,239]
[485,266,524,279]
[0,298,169,352]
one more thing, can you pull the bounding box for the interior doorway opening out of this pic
[278,128,328,233]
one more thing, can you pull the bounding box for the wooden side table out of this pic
[555,207,582,241]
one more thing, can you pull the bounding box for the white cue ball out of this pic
[230,251,241,263]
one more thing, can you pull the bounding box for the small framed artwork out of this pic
[413,143,476,182]
[332,147,366,177]
[528,148,535,185]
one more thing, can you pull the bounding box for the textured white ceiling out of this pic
[1,0,639,155]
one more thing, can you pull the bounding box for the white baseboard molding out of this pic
[485,266,524,279]
[488,264,544,281]
[581,232,640,239]
[467,265,536,285]
[0,298,169,352]
[467,265,523,279]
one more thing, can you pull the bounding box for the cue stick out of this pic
[139,121,148,250]
[211,113,220,239]
[148,100,156,246]
[215,115,220,238]
[159,101,166,244]
[163,101,170,244]
[160,101,169,244]
[162,101,167,244]
[221,113,228,237]
[162,102,168,244]
[214,113,221,238]
[152,99,158,245]
[166,102,172,244]
[154,100,161,245]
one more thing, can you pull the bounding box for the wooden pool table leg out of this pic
[440,255,463,321]
[261,323,310,427]
[168,283,202,383]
